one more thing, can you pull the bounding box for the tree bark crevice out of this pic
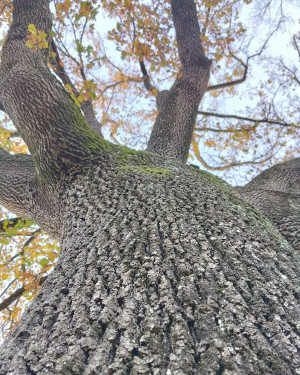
[1,162,299,374]
[0,1,299,374]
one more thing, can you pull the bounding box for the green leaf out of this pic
[39,258,49,267]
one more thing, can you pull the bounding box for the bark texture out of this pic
[147,0,211,162]
[238,158,300,252]
[0,1,300,374]
[1,156,300,375]
[0,149,34,219]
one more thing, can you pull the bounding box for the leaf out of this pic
[39,258,49,267]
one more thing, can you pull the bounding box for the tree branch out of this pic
[170,0,208,70]
[50,41,103,137]
[206,65,248,91]
[207,22,283,93]
[138,59,169,113]
[0,276,47,311]
[293,35,300,59]
[0,0,105,181]
[193,149,273,171]
[196,111,300,129]
[147,0,211,162]
[139,60,157,93]
[0,217,30,233]
[0,149,35,220]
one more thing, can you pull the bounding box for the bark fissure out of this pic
[0,0,299,374]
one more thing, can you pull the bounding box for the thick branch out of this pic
[0,149,35,220]
[50,41,103,137]
[0,0,105,181]
[147,0,211,162]
[170,0,207,70]
[238,158,300,251]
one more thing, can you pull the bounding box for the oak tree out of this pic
[0,0,299,374]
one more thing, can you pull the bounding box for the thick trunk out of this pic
[0,155,299,375]
[0,1,299,374]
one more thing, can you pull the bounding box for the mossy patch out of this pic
[117,165,172,177]
[192,167,230,192]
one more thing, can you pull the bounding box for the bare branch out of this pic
[139,59,157,93]
[4,230,41,265]
[102,77,141,94]
[207,21,283,92]
[194,149,273,171]
[0,276,47,312]
[293,35,300,59]
[196,111,300,129]
[0,279,17,300]
[201,6,211,40]
[207,53,248,92]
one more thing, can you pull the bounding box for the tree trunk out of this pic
[0,154,299,375]
[0,1,299,374]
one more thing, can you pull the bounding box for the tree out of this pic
[0,0,299,374]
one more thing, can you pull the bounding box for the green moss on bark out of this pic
[117,165,172,177]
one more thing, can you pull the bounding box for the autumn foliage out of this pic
[0,0,299,337]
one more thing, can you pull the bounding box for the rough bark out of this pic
[0,156,300,375]
[147,0,211,162]
[237,158,300,252]
[0,0,104,181]
[0,1,299,374]
[0,149,34,219]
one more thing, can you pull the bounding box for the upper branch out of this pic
[196,111,300,129]
[147,0,211,162]
[0,0,105,181]
[171,0,208,70]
